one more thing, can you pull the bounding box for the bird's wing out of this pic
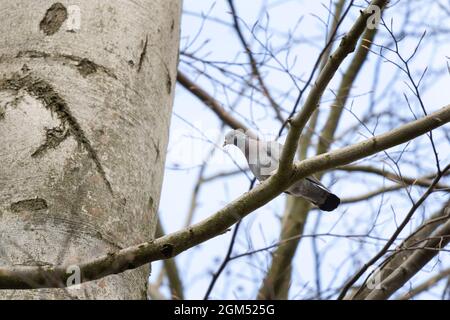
[305,176,330,192]
[265,140,330,191]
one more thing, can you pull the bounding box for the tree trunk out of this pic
[0,0,181,299]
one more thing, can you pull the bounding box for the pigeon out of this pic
[223,129,340,211]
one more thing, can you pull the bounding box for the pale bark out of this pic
[258,11,380,299]
[0,104,447,290]
[397,268,450,300]
[0,0,180,299]
[366,213,450,300]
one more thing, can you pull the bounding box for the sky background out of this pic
[155,0,450,299]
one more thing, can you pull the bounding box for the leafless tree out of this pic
[0,0,449,301]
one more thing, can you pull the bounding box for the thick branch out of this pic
[278,0,389,174]
[177,71,257,138]
[257,198,310,299]
[340,165,450,300]
[227,0,285,123]
[292,105,449,182]
[299,0,347,160]
[155,219,184,300]
[259,8,381,298]
[366,214,450,300]
[0,104,448,289]
[316,27,378,155]
[351,200,450,299]
[337,165,447,189]
[397,267,450,300]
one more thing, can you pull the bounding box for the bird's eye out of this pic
[233,136,238,145]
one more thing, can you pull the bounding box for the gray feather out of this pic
[226,130,340,211]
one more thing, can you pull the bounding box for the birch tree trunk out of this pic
[0,0,181,299]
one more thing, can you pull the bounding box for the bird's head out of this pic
[223,129,246,147]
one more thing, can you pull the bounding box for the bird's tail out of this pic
[317,193,340,212]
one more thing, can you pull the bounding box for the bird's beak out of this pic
[222,141,226,147]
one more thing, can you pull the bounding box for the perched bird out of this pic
[223,129,340,211]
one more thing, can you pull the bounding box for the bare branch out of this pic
[351,200,450,299]
[0,103,447,289]
[154,219,184,300]
[366,210,450,299]
[177,70,258,138]
[227,0,286,123]
[337,165,448,189]
[338,163,450,299]
[278,0,389,174]
[397,267,450,300]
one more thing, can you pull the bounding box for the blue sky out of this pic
[156,0,450,299]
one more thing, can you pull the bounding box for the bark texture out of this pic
[0,0,181,299]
